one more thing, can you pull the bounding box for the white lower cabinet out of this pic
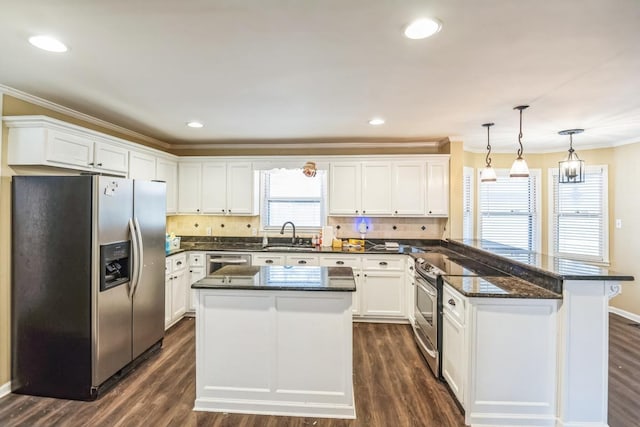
[442,285,466,405]
[361,271,405,317]
[252,253,286,266]
[319,255,362,315]
[405,260,416,325]
[165,253,188,329]
[187,252,206,313]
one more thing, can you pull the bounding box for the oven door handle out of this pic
[416,280,436,298]
[413,324,437,358]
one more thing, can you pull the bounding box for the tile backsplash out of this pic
[167,215,446,240]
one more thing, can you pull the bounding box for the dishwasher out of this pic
[206,253,252,275]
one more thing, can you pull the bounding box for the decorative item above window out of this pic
[510,105,530,178]
[303,161,317,177]
[558,129,585,184]
[480,122,497,182]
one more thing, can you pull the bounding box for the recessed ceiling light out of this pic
[186,121,204,128]
[368,118,385,126]
[404,18,442,40]
[28,35,68,53]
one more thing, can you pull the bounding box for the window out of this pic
[463,167,474,240]
[261,168,326,230]
[478,169,540,251]
[549,165,608,263]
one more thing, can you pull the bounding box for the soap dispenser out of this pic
[262,232,269,247]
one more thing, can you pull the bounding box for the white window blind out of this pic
[261,169,326,230]
[550,166,608,262]
[463,167,474,239]
[478,169,540,251]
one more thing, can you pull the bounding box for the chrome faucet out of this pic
[279,221,296,245]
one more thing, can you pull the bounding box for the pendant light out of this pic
[480,122,497,182]
[510,105,530,178]
[558,129,585,183]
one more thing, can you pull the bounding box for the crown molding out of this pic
[173,139,447,151]
[0,84,171,150]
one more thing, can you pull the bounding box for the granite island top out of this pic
[449,239,634,281]
[191,265,357,292]
[442,275,562,299]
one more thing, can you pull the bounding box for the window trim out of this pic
[463,166,475,240]
[259,169,327,233]
[477,168,542,252]
[547,165,609,264]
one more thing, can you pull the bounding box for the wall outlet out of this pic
[206,227,212,236]
[615,219,622,229]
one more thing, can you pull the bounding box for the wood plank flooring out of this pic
[1,314,638,426]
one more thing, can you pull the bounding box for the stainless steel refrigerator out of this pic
[11,175,166,400]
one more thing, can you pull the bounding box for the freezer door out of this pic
[132,180,166,358]
[94,176,134,386]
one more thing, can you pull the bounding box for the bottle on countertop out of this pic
[262,232,269,247]
[312,235,317,246]
[318,231,323,247]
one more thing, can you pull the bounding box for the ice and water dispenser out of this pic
[100,241,131,291]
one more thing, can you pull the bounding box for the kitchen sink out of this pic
[264,245,315,252]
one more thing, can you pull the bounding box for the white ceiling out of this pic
[1,0,639,153]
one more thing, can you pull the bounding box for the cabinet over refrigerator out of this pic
[11,175,166,400]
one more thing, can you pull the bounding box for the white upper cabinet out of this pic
[156,158,178,214]
[329,162,361,215]
[201,162,227,214]
[426,159,449,216]
[392,161,426,216]
[330,158,447,217]
[93,138,129,174]
[226,162,256,215]
[46,130,94,168]
[361,162,392,215]
[179,161,257,215]
[128,149,156,180]
[178,163,203,213]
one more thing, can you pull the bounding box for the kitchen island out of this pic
[191,265,357,419]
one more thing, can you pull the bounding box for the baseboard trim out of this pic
[0,381,11,398]
[609,306,640,323]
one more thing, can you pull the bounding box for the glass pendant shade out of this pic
[510,105,530,178]
[558,129,585,184]
[510,156,530,177]
[481,165,497,182]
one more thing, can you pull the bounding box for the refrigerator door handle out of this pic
[133,217,145,296]
[128,218,140,299]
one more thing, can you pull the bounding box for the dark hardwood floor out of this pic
[0,314,638,427]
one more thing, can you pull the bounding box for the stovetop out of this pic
[414,251,508,279]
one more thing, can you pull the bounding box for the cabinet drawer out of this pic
[363,256,404,271]
[319,255,361,268]
[443,285,465,325]
[165,259,173,275]
[252,254,285,266]
[285,255,319,266]
[189,253,205,267]
[172,254,187,272]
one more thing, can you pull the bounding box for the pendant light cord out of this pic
[483,123,494,167]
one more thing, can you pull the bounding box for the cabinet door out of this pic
[46,130,94,168]
[393,162,426,215]
[188,266,205,312]
[352,269,362,316]
[285,254,320,266]
[226,162,256,215]
[171,269,188,320]
[156,158,178,214]
[252,254,286,266]
[165,275,173,329]
[361,271,405,317]
[129,150,156,180]
[329,163,361,215]
[201,162,227,214]
[361,162,392,215]
[94,139,129,174]
[178,163,202,213]
[406,271,416,325]
[426,160,449,216]
[442,312,464,405]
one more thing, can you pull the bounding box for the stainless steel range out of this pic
[412,251,508,378]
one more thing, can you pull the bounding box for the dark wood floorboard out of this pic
[2,313,638,426]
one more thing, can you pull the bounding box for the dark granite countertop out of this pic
[448,239,634,282]
[191,265,356,292]
[442,275,562,299]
